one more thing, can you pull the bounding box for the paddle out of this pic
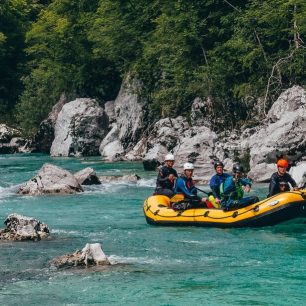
[194,186,212,196]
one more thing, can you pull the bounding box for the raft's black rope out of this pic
[144,191,306,220]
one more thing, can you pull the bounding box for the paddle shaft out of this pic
[194,186,210,195]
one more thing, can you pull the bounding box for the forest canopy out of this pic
[0,0,305,135]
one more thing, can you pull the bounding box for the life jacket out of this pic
[220,179,244,201]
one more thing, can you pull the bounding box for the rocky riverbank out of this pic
[1,83,305,182]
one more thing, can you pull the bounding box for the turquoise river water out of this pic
[0,154,306,306]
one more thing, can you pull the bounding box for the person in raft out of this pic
[209,160,231,205]
[155,153,178,197]
[268,158,298,197]
[173,162,207,209]
[220,164,259,211]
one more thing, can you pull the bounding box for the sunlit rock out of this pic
[99,124,125,161]
[51,98,108,157]
[99,77,147,159]
[50,243,110,269]
[0,124,30,154]
[0,214,49,241]
[18,163,83,195]
[290,162,306,188]
[74,167,101,185]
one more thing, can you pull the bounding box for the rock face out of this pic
[74,167,101,185]
[99,77,147,160]
[126,116,218,180]
[190,97,213,128]
[51,98,109,157]
[126,86,306,182]
[50,243,110,269]
[18,163,83,195]
[0,214,50,241]
[240,86,306,180]
[34,93,68,153]
[127,117,190,162]
[32,82,306,182]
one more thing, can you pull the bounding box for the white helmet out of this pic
[184,162,194,170]
[164,153,175,161]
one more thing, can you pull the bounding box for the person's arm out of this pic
[176,178,196,198]
[287,174,298,190]
[240,178,252,193]
[210,176,220,198]
[156,168,169,184]
[268,175,278,197]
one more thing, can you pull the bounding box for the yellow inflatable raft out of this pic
[143,190,306,227]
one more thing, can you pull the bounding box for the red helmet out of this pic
[277,159,288,168]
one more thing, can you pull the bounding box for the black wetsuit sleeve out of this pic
[287,174,297,188]
[156,168,169,184]
[268,174,278,197]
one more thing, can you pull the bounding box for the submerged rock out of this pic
[99,174,140,183]
[74,167,101,185]
[0,214,50,241]
[50,243,110,269]
[18,163,83,195]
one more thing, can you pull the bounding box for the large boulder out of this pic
[127,116,218,180]
[115,78,147,148]
[242,86,306,169]
[206,86,306,181]
[0,124,20,142]
[0,124,30,154]
[0,214,50,241]
[99,124,125,161]
[34,93,68,153]
[99,77,147,160]
[173,126,218,181]
[127,116,189,162]
[18,163,83,195]
[289,162,306,188]
[247,162,276,182]
[74,167,101,185]
[50,243,110,269]
[51,98,108,157]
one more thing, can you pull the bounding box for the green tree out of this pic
[16,0,121,135]
[0,0,45,123]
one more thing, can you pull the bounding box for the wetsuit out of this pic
[155,165,178,197]
[174,176,203,208]
[209,173,231,199]
[268,172,297,197]
[220,176,258,210]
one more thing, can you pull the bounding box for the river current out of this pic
[0,154,305,306]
